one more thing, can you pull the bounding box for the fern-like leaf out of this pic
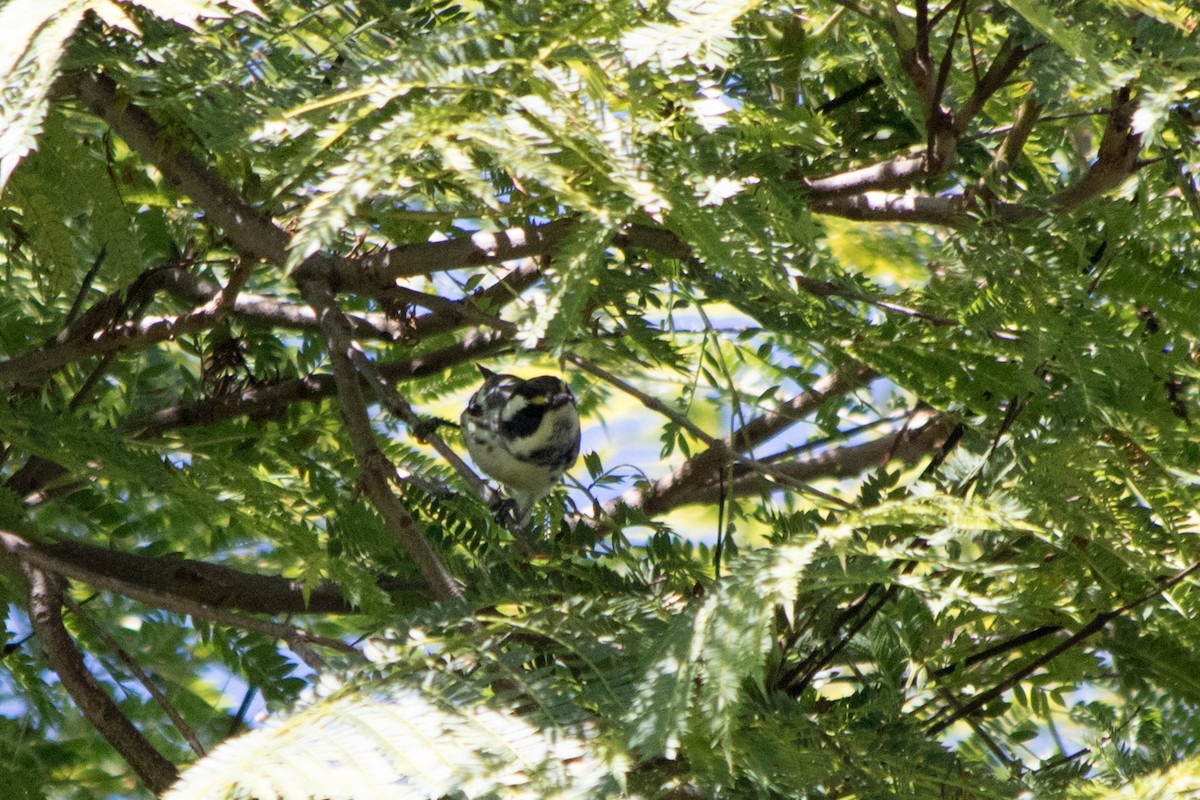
[167,683,625,800]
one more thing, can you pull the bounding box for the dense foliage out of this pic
[2,0,1200,797]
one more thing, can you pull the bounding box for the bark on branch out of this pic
[1053,88,1141,211]
[4,530,361,663]
[802,35,1033,200]
[61,71,291,265]
[298,278,463,602]
[678,414,955,506]
[56,72,692,295]
[26,566,180,794]
[607,363,878,520]
[2,531,354,614]
[125,329,509,437]
[0,263,249,385]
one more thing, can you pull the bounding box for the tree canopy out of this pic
[2,0,1200,797]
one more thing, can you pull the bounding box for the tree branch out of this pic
[1052,88,1141,211]
[60,71,291,265]
[928,556,1200,735]
[0,532,354,614]
[159,269,410,340]
[64,595,207,757]
[954,38,1038,135]
[813,89,1143,225]
[803,154,934,199]
[811,190,1035,225]
[677,413,954,506]
[567,354,855,508]
[160,258,542,342]
[606,363,877,520]
[58,72,688,297]
[802,35,1034,200]
[297,277,463,602]
[25,566,180,794]
[125,329,511,437]
[3,531,361,664]
[327,220,574,290]
[979,95,1043,190]
[0,263,249,386]
[928,609,1118,736]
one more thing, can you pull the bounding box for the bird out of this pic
[460,365,581,525]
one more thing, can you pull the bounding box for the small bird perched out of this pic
[460,366,581,525]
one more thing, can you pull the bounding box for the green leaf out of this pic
[998,0,1113,82]
[1068,755,1200,799]
[0,0,87,189]
[123,0,264,30]
[166,681,626,800]
[627,537,842,760]
[1097,0,1195,30]
[532,222,613,350]
[620,0,764,71]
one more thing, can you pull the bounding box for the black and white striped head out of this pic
[460,366,581,500]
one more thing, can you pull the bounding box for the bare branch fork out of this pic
[802,6,1146,223]
[801,33,1034,201]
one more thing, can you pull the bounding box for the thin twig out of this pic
[963,3,981,82]
[954,37,1038,134]
[783,584,898,695]
[817,76,884,114]
[64,595,207,757]
[931,0,969,125]
[932,624,1062,679]
[825,0,876,21]
[65,247,107,327]
[928,557,1200,735]
[228,685,258,736]
[348,347,489,502]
